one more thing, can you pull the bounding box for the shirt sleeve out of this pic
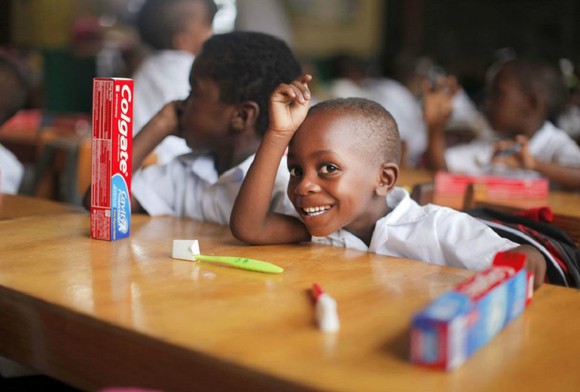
[132,161,184,216]
[434,209,519,270]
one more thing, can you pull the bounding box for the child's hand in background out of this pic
[492,135,535,170]
[158,100,183,138]
[422,75,459,134]
[268,74,312,139]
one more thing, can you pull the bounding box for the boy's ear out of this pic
[528,90,547,114]
[376,162,399,196]
[230,101,260,133]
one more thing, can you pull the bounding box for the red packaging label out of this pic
[90,78,133,240]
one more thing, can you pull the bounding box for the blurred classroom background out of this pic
[0,0,579,204]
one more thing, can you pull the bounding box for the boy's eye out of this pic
[289,166,302,177]
[320,164,339,174]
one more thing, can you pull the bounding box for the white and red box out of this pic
[434,171,549,199]
[90,78,133,240]
[410,252,532,370]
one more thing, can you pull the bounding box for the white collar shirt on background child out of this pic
[132,153,294,225]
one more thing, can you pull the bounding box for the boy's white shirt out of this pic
[132,50,195,164]
[0,143,23,194]
[132,153,294,225]
[312,187,517,271]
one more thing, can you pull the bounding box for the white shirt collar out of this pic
[312,187,426,251]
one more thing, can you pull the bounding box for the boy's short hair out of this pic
[308,97,401,165]
[500,58,568,122]
[192,31,302,135]
[137,0,217,50]
[0,54,28,125]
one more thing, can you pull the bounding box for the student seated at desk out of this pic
[424,57,580,191]
[132,0,218,164]
[230,75,546,289]
[127,31,302,224]
[0,54,28,194]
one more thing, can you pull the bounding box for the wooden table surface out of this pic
[0,197,579,391]
[0,193,85,220]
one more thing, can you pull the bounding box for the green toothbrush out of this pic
[171,240,283,274]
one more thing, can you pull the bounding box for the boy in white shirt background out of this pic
[424,57,580,190]
[132,0,217,164]
[121,31,303,224]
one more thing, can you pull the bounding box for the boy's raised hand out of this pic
[268,74,312,138]
[422,75,459,133]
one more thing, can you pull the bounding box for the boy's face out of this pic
[286,111,388,238]
[179,75,235,153]
[485,68,531,136]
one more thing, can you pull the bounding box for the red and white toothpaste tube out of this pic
[90,77,133,241]
[410,251,530,370]
[311,283,340,333]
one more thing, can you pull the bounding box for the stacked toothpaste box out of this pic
[410,252,533,370]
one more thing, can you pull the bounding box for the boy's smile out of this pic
[287,111,390,243]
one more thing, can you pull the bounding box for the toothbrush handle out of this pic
[194,255,284,274]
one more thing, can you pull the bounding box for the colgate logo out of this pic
[117,84,132,176]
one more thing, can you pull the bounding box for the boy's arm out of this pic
[532,160,580,190]
[504,244,546,290]
[423,76,458,171]
[132,101,181,172]
[82,101,181,211]
[230,75,313,245]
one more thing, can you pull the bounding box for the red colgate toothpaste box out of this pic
[410,252,531,370]
[90,78,133,240]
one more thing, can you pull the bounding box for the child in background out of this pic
[0,54,28,194]
[132,0,217,164]
[230,75,546,288]
[424,57,580,190]
[127,31,302,224]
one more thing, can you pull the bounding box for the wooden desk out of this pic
[0,193,84,220]
[0,207,579,391]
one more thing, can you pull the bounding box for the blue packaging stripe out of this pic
[111,173,131,240]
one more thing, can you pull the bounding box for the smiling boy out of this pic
[230,75,546,288]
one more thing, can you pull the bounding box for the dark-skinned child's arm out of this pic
[423,76,459,171]
[82,100,182,212]
[230,75,313,245]
[504,244,546,290]
[493,135,580,190]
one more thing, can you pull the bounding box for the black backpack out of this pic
[466,207,580,288]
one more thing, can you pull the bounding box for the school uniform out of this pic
[132,153,293,225]
[445,121,580,175]
[311,187,517,270]
[0,143,23,194]
[132,50,194,164]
